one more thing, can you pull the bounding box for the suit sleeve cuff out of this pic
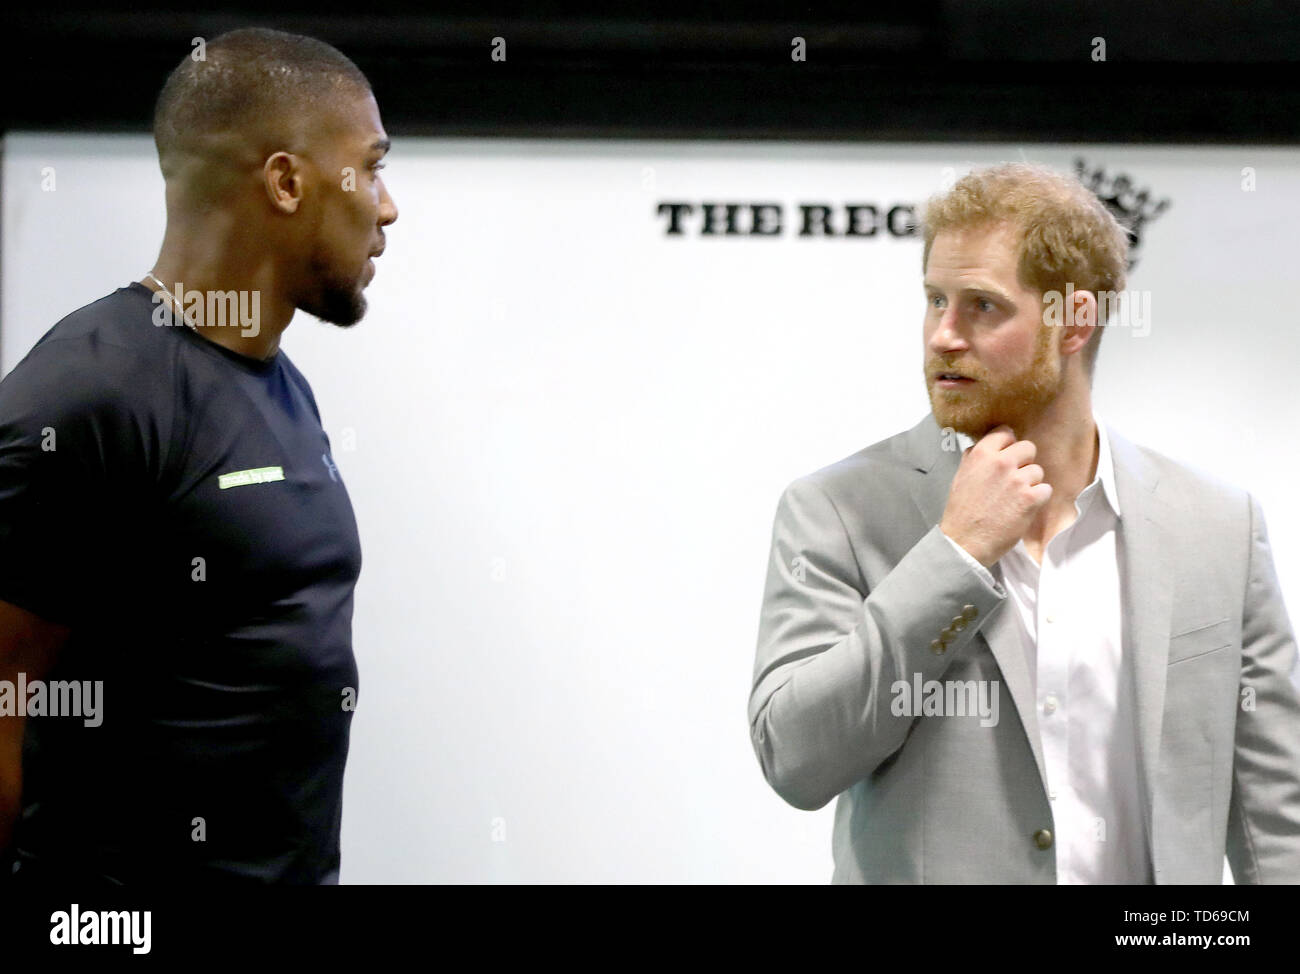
[941,529,1003,594]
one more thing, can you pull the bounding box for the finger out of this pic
[1005,439,1038,466]
[978,425,1016,451]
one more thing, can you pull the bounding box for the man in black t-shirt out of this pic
[0,27,397,884]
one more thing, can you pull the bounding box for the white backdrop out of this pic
[4,135,1297,883]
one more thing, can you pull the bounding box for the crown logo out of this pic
[1074,157,1170,271]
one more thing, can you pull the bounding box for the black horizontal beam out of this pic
[4,4,1299,142]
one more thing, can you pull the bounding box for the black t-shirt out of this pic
[0,282,362,884]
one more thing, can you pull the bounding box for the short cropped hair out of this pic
[153,27,370,174]
[920,163,1129,375]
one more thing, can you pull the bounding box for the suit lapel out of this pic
[1107,425,1174,844]
[900,414,1050,796]
[900,416,1174,837]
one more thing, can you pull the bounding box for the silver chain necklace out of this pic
[144,272,197,332]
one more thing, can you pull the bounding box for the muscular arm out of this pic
[0,599,69,857]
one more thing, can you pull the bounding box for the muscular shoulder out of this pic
[0,287,177,473]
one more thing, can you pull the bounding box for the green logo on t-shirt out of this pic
[218,466,285,490]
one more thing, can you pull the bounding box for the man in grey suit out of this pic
[749,162,1300,883]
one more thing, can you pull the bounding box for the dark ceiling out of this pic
[5,1,1300,141]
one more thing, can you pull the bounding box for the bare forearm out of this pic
[0,599,71,858]
[0,715,22,855]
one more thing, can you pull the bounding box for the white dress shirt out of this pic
[942,415,1150,883]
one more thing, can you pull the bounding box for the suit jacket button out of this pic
[962,604,978,621]
[1034,829,1053,850]
[951,615,967,631]
[930,638,946,654]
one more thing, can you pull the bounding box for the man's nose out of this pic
[379,183,398,226]
[928,308,966,351]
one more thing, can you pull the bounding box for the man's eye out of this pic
[929,294,945,308]
[975,298,993,312]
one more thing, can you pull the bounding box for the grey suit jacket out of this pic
[749,413,1300,883]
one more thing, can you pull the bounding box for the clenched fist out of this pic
[939,425,1052,569]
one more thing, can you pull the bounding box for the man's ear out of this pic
[1072,288,1098,328]
[263,152,302,214]
[1064,288,1098,356]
